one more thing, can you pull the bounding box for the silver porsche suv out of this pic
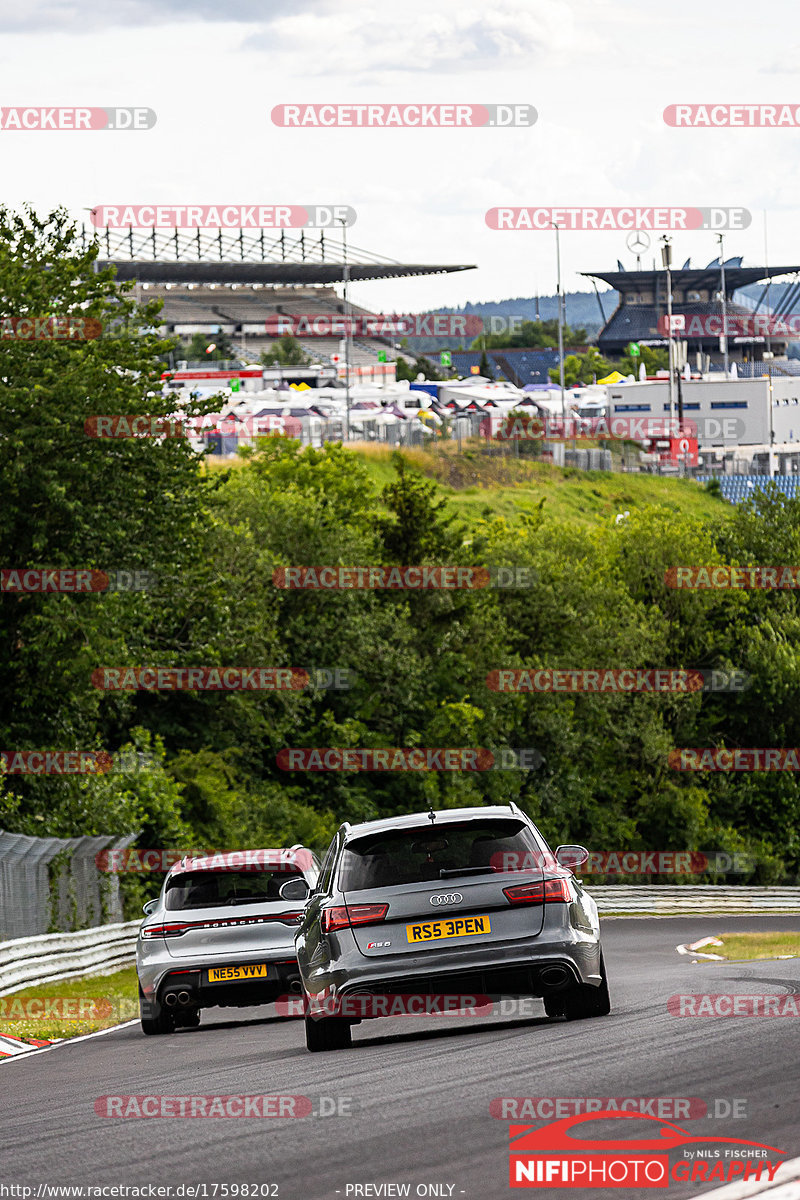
[295,805,609,1051]
[136,846,320,1035]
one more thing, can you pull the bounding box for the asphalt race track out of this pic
[2,916,799,1199]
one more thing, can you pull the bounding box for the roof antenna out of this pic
[428,806,437,823]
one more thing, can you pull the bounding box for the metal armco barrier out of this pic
[0,920,139,996]
[591,885,800,914]
[0,829,138,939]
[0,888,799,1000]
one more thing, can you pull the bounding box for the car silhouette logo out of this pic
[509,1111,784,1155]
[430,892,463,906]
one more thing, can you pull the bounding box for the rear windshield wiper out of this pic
[439,866,497,878]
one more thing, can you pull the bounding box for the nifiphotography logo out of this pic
[507,1111,784,1188]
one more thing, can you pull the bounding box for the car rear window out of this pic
[164,868,304,910]
[338,819,551,891]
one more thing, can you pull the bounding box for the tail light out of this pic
[141,923,191,939]
[141,913,303,939]
[503,877,571,906]
[322,903,388,933]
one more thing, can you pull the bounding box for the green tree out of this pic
[471,319,588,351]
[260,334,309,366]
[394,355,443,382]
[618,345,669,376]
[0,206,217,826]
[549,347,615,386]
[182,331,236,361]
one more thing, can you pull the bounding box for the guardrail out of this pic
[591,886,800,914]
[0,920,140,996]
[1,887,799,998]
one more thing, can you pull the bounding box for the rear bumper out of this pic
[300,917,602,1022]
[137,952,303,1016]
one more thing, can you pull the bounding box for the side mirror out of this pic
[142,899,158,915]
[555,845,589,872]
[278,877,311,901]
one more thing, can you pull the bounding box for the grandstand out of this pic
[448,348,571,386]
[584,259,800,367]
[86,225,475,375]
[697,476,800,504]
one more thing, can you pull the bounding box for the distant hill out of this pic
[404,291,617,354]
[403,283,800,357]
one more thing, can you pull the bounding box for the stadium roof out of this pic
[97,261,474,285]
[86,227,474,285]
[582,264,800,293]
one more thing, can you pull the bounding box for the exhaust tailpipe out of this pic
[540,966,571,991]
[289,979,303,994]
[164,993,178,1007]
[177,991,192,1006]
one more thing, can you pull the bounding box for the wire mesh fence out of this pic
[0,829,139,940]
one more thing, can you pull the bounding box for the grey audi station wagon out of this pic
[295,804,610,1051]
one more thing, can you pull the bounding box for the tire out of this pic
[175,1009,201,1029]
[545,953,611,1021]
[140,1010,175,1035]
[139,987,175,1036]
[305,1013,352,1052]
[564,951,611,1020]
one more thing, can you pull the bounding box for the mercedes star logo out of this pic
[626,230,651,254]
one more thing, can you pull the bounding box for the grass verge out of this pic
[710,931,800,960]
[0,965,138,1043]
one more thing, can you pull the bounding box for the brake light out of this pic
[140,913,304,938]
[141,923,191,939]
[503,877,571,905]
[322,903,388,933]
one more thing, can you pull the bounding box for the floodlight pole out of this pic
[718,233,729,377]
[551,222,566,424]
[662,236,675,427]
[340,218,351,442]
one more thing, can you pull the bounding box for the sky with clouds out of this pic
[3,0,799,311]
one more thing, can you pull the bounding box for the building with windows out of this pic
[583,259,800,367]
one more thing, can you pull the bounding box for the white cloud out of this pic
[244,0,578,75]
